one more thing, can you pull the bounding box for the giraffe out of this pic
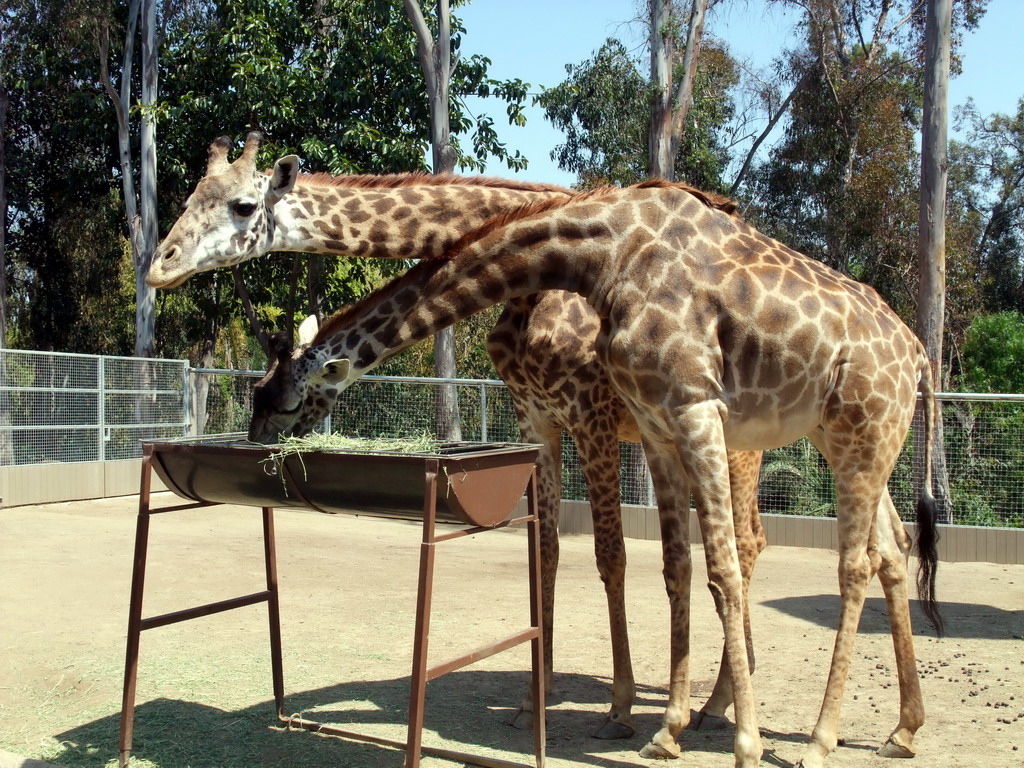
[148,134,767,738]
[245,180,943,768]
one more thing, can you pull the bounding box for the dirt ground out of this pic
[0,494,1021,768]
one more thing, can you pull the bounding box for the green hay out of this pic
[272,432,443,458]
[260,433,444,493]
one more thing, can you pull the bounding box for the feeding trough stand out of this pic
[118,436,546,768]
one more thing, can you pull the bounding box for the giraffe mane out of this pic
[633,178,740,217]
[289,170,576,196]
[444,180,740,258]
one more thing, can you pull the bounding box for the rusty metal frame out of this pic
[119,444,545,768]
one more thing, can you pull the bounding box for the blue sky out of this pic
[453,0,1023,185]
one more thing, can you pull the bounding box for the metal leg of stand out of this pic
[119,447,154,768]
[405,459,440,768]
[119,451,286,766]
[263,507,286,717]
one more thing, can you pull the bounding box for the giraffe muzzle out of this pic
[146,244,187,288]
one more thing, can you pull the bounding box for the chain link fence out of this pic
[3,350,1022,529]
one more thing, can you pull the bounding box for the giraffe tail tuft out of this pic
[915,355,944,637]
[915,492,944,636]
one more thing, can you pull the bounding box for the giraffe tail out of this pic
[915,357,944,637]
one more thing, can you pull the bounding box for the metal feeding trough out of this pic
[147,434,540,527]
[120,435,547,768]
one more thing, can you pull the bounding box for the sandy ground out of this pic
[0,494,1021,768]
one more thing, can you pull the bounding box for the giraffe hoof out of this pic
[878,737,916,758]
[638,738,681,760]
[688,709,732,731]
[591,716,635,740]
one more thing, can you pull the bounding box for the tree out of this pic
[540,36,736,189]
[0,0,135,354]
[0,64,7,348]
[404,0,461,441]
[98,0,158,357]
[649,0,708,180]
[916,0,954,521]
[947,98,1024,322]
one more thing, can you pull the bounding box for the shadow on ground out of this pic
[760,594,1023,640]
[51,670,820,768]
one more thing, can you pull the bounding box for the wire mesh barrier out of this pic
[0,349,188,465]
[192,368,1023,529]
[2,351,1022,529]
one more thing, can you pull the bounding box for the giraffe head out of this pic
[248,316,357,443]
[147,132,300,289]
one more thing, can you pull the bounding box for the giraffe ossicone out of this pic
[247,180,943,768]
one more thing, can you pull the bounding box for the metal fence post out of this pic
[183,363,194,436]
[480,382,488,443]
[99,357,106,462]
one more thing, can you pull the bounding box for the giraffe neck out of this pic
[269,175,570,259]
[308,196,617,376]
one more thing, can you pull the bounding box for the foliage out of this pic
[960,311,1024,393]
[947,98,1024,326]
[538,36,737,190]
[0,0,532,370]
[1,0,136,353]
[757,441,836,517]
[538,39,649,188]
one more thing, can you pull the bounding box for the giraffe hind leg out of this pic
[798,428,899,768]
[874,490,924,758]
[574,428,636,740]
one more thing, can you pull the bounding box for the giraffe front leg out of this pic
[691,450,766,732]
[638,439,693,760]
[671,405,761,767]
[575,430,636,740]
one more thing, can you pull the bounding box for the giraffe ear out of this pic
[319,359,352,386]
[297,315,318,346]
[268,155,300,205]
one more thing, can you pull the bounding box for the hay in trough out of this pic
[272,432,443,457]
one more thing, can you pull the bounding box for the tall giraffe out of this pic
[246,181,943,768]
[148,134,766,738]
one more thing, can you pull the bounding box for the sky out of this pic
[451,0,1024,186]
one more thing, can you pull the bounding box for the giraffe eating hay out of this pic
[148,134,766,738]
[247,180,943,768]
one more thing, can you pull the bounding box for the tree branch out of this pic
[232,265,269,355]
[729,71,807,195]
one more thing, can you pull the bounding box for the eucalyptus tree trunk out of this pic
[916,0,954,522]
[136,0,158,358]
[648,0,707,180]
[0,71,11,465]
[0,69,8,348]
[98,0,156,358]
[404,0,462,441]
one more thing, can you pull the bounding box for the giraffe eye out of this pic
[231,200,258,218]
